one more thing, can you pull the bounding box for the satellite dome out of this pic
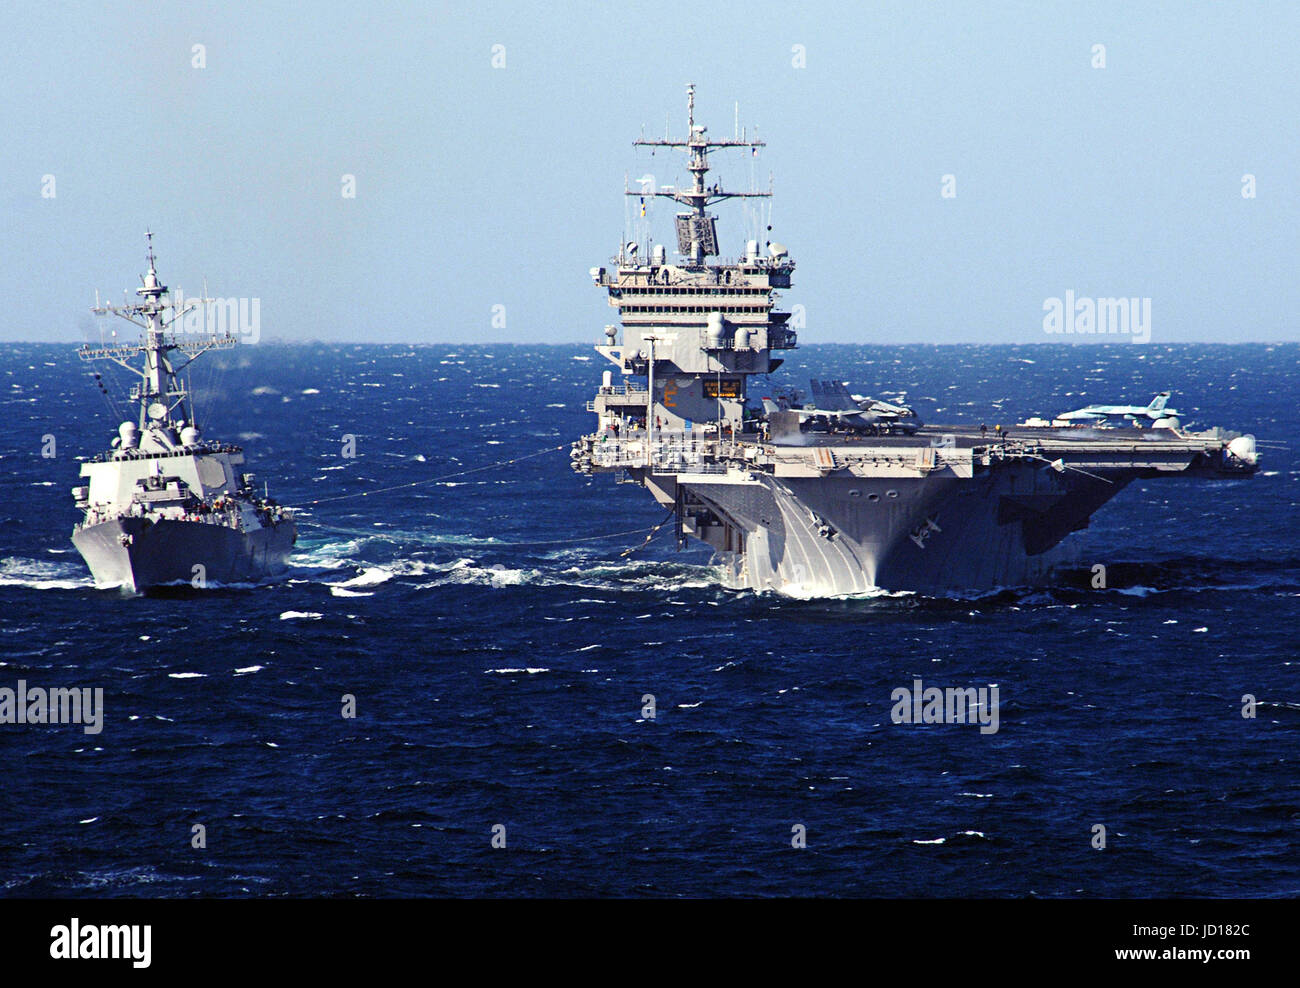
[705,312,727,348]
[1227,435,1257,465]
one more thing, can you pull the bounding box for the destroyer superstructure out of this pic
[71,233,295,591]
[571,87,1260,596]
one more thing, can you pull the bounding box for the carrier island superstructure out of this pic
[570,87,1260,596]
[71,234,296,591]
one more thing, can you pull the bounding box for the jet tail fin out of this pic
[1148,392,1170,412]
[810,378,859,412]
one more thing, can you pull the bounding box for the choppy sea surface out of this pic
[1,342,1296,897]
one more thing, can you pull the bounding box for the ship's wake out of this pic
[7,542,1297,606]
[289,534,724,596]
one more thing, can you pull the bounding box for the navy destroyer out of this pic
[71,234,296,591]
[571,87,1260,596]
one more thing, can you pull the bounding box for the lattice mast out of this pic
[79,231,231,431]
[629,84,771,265]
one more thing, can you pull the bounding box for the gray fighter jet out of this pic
[1056,391,1181,427]
[762,380,920,435]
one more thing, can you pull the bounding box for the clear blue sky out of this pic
[3,1,1297,344]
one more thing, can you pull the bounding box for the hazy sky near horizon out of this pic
[3,1,1298,345]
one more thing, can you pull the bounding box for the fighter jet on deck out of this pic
[1056,391,1182,427]
[762,379,921,435]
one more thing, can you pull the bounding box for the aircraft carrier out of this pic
[71,233,296,592]
[570,87,1261,596]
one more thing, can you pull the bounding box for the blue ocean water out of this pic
[1,342,1297,897]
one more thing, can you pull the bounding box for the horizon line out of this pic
[8,338,1299,347]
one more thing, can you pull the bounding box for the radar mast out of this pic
[629,83,771,265]
[80,232,231,433]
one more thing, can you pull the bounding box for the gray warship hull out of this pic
[576,424,1256,597]
[72,515,296,592]
[676,470,1095,596]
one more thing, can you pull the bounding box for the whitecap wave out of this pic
[0,556,90,590]
[485,667,550,675]
[329,566,393,589]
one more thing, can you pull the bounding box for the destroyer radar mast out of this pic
[81,229,231,439]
